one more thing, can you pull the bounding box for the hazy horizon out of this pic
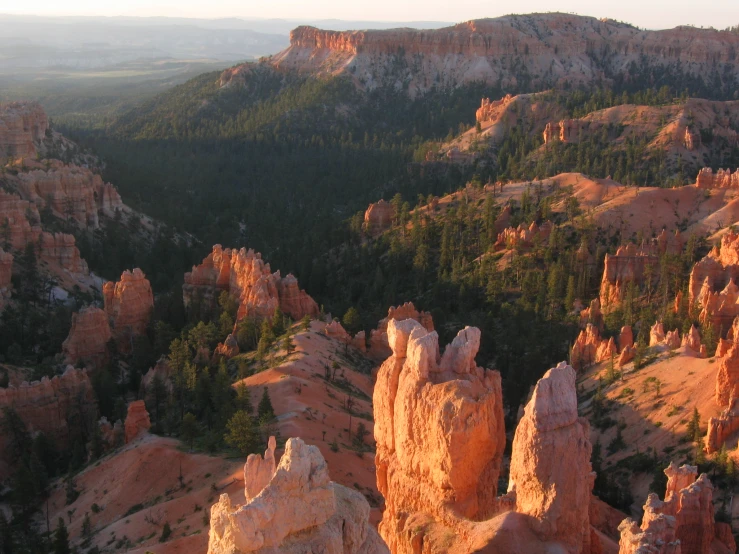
[3,0,738,31]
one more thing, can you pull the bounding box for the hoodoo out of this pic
[207,437,387,553]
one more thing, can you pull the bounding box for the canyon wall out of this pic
[207,437,387,554]
[696,168,739,189]
[0,101,48,159]
[617,463,733,554]
[14,162,123,227]
[690,232,739,333]
[62,307,112,369]
[183,245,318,323]
[0,366,96,478]
[236,15,739,96]
[103,268,154,353]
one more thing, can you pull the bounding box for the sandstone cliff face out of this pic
[207,437,387,554]
[364,199,395,234]
[705,397,739,453]
[0,101,48,159]
[689,232,739,332]
[14,162,123,227]
[0,248,13,309]
[715,341,739,407]
[617,463,730,554]
[0,190,89,277]
[0,366,95,478]
[124,400,151,444]
[374,321,506,554]
[571,323,619,370]
[183,245,318,323]
[39,232,89,275]
[494,221,553,251]
[103,268,153,352]
[599,242,669,309]
[244,15,739,97]
[508,362,594,553]
[696,168,739,189]
[62,307,112,370]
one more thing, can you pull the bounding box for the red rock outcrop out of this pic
[696,167,739,189]
[618,326,633,351]
[214,334,240,361]
[124,400,151,444]
[571,323,618,370]
[207,437,387,554]
[0,101,48,159]
[0,248,13,309]
[618,463,730,554]
[364,199,395,234]
[0,190,89,277]
[508,362,594,553]
[494,220,553,251]
[689,232,739,332]
[39,232,89,275]
[599,244,659,309]
[15,162,123,227]
[62,307,112,369]
[684,127,701,151]
[477,94,515,123]
[244,436,277,502]
[354,302,435,361]
[579,299,604,331]
[0,366,95,478]
[255,15,739,97]
[103,269,153,352]
[374,320,506,552]
[705,397,739,453]
[681,324,704,355]
[183,245,318,323]
[715,342,739,407]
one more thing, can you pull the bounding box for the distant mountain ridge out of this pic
[218,13,739,98]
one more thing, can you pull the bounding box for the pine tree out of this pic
[224,410,256,455]
[52,518,70,554]
[686,407,701,443]
[258,387,275,421]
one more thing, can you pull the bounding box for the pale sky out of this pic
[2,0,738,30]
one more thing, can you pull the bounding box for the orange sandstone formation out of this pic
[715,342,739,407]
[244,436,277,502]
[364,199,395,234]
[103,269,154,352]
[494,220,553,251]
[696,167,739,189]
[183,245,318,322]
[599,239,682,309]
[124,400,151,444]
[0,367,95,478]
[214,334,240,361]
[374,320,506,552]
[617,463,732,554]
[571,323,619,370]
[476,94,515,123]
[0,248,12,309]
[39,232,89,275]
[0,101,48,159]
[15,162,122,227]
[207,437,387,554]
[508,362,594,553]
[62,307,112,369]
[689,232,739,332]
[705,397,739,453]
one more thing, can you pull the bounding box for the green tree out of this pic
[258,387,275,421]
[225,410,257,455]
[52,518,70,554]
[686,408,701,443]
[180,413,198,450]
[342,307,361,335]
[236,382,253,414]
